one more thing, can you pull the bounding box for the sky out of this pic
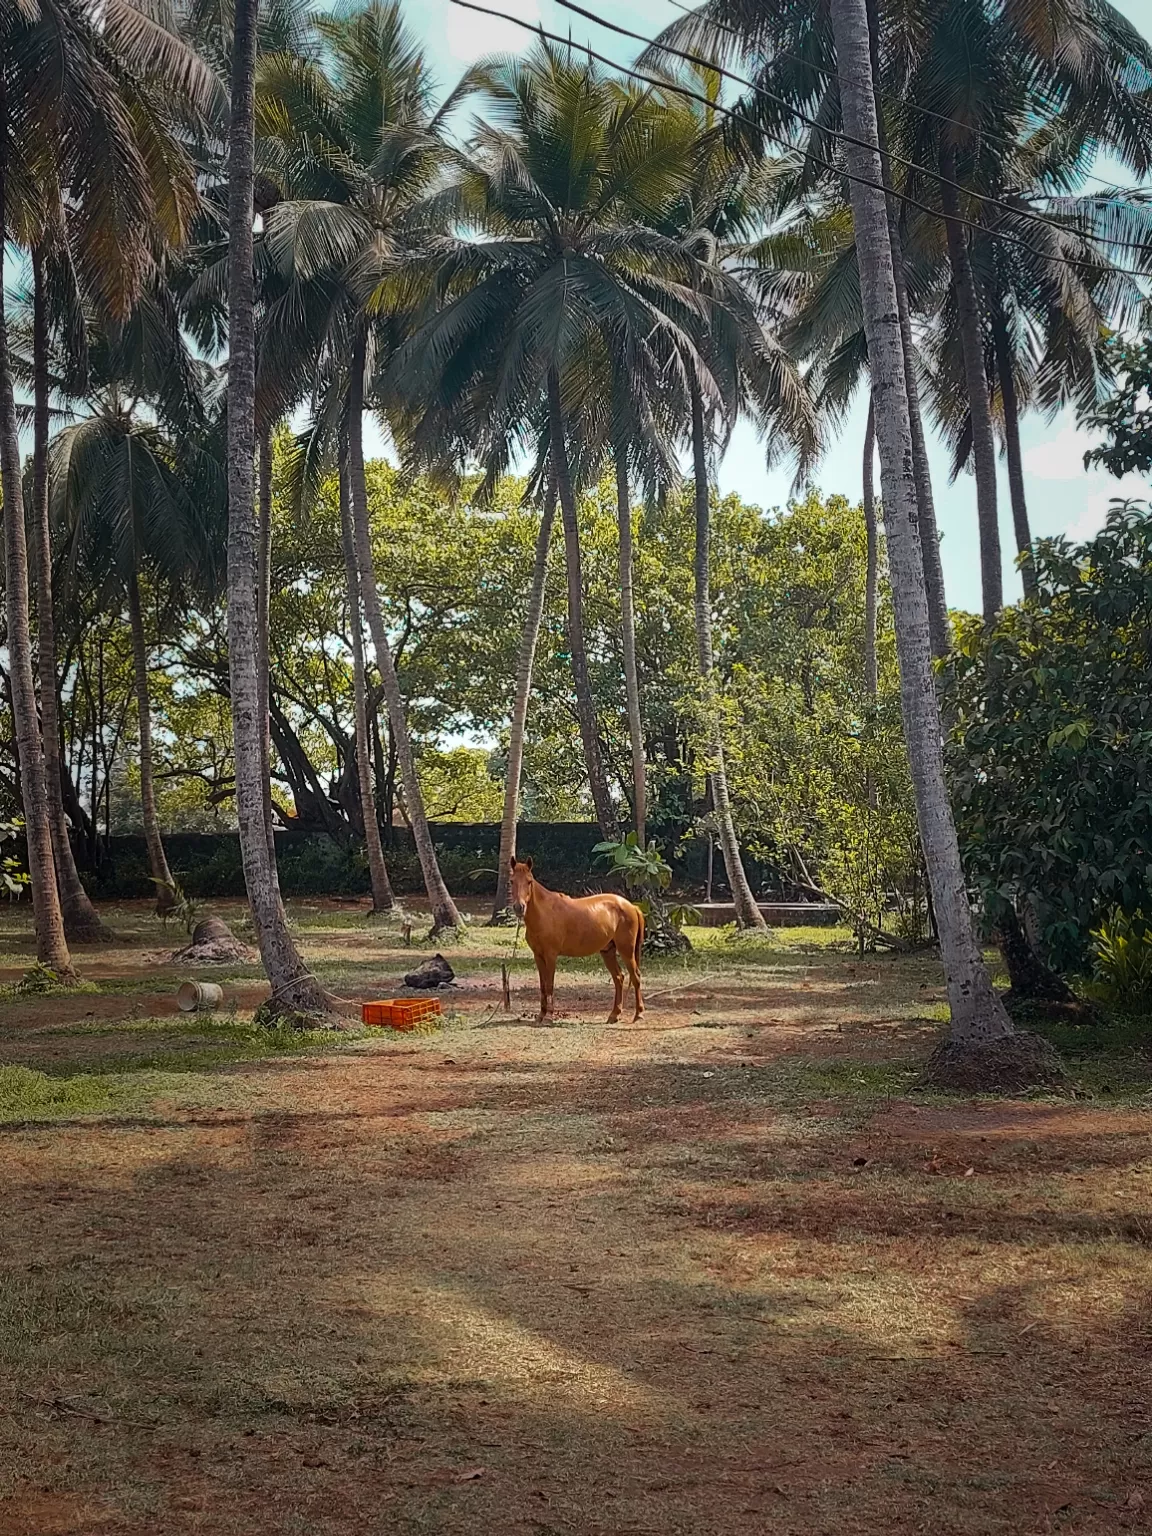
[385,0,1152,614]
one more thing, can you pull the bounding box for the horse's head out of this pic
[508,856,535,920]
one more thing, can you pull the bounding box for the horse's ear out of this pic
[524,856,533,872]
[508,856,517,872]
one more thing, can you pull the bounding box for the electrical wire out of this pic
[657,0,1094,161]
[657,0,1152,207]
[449,0,1152,280]
[550,0,1152,259]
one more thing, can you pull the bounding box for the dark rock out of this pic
[404,953,456,989]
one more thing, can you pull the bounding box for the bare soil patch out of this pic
[2,903,1151,1534]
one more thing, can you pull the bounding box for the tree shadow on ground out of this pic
[3,1040,1152,1534]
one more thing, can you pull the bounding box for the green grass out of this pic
[0,1060,258,1122]
[0,1015,379,1122]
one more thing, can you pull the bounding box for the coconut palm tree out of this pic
[49,402,213,909]
[28,246,115,943]
[0,117,72,973]
[489,484,558,924]
[826,0,1018,1074]
[394,44,723,843]
[1,0,214,973]
[226,0,329,1015]
[337,441,394,915]
[925,143,1148,604]
[251,0,465,933]
[650,76,818,931]
[656,0,1152,629]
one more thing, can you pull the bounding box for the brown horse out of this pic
[508,857,645,1023]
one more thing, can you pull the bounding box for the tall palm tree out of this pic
[395,44,717,842]
[0,99,73,974]
[2,0,212,973]
[657,0,1152,631]
[226,0,328,1015]
[49,405,210,908]
[827,0,1017,1068]
[862,391,878,706]
[927,145,1146,604]
[614,442,646,847]
[337,442,394,914]
[252,1,465,933]
[490,484,557,923]
[654,76,818,930]
[29,247,115,943]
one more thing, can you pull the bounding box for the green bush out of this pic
[1091,908,1152,1008]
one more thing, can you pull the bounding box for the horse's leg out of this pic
[539,953,557,1022]
[600,944,624,1023]
[626,916,644,1021]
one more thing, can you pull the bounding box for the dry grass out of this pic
[1,899,1151,1534]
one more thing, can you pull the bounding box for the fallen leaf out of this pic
[853,1157,869,1168]
[455,1467,485,1482]
[1126,1488,1145,1511]
[963,1167,976,1177]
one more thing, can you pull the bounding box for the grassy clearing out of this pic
[3,900,1152,1533]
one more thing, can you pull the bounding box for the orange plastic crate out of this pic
[362,997,442,1030]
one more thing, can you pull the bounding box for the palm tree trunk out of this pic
[863,393,879,812]
[338,447,393,914]
[862,392,879,705]
[829,0,1014,1056]
[615,449,646,847]
[690,376,767,933]
[256,424,278,864]
[547,369,617,839]
[939,144,1003,622]
[490,483,557,923]
[31,249,113,944]
[347,328,460,934]
[864,0,949,657]
[225,0,328,1016]
[0,80,75,979]
[991,311,1038,601]
[126,570,176,907]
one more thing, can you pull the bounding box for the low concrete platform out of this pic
[692,901,842,928]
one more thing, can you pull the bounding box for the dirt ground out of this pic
[1,899,1151,1535]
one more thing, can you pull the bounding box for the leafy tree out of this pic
[946,501,1152,973]
[1083,334,1152,478]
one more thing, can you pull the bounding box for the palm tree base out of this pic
[62,905,116,944]
[486,908,517,928]
[252,998,347,1032]
[919,1032,1066,1095]
[428,921,465,942]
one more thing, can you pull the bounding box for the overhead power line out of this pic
[658,0,1152,200]
[551,0,1152,259]
[657,0,1052,158]
[448,0,1152,282]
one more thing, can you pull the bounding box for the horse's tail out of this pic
[634,906,645,965]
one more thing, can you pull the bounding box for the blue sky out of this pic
[392,0,1152,614]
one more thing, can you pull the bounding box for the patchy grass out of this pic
[3,898,1152,1534]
